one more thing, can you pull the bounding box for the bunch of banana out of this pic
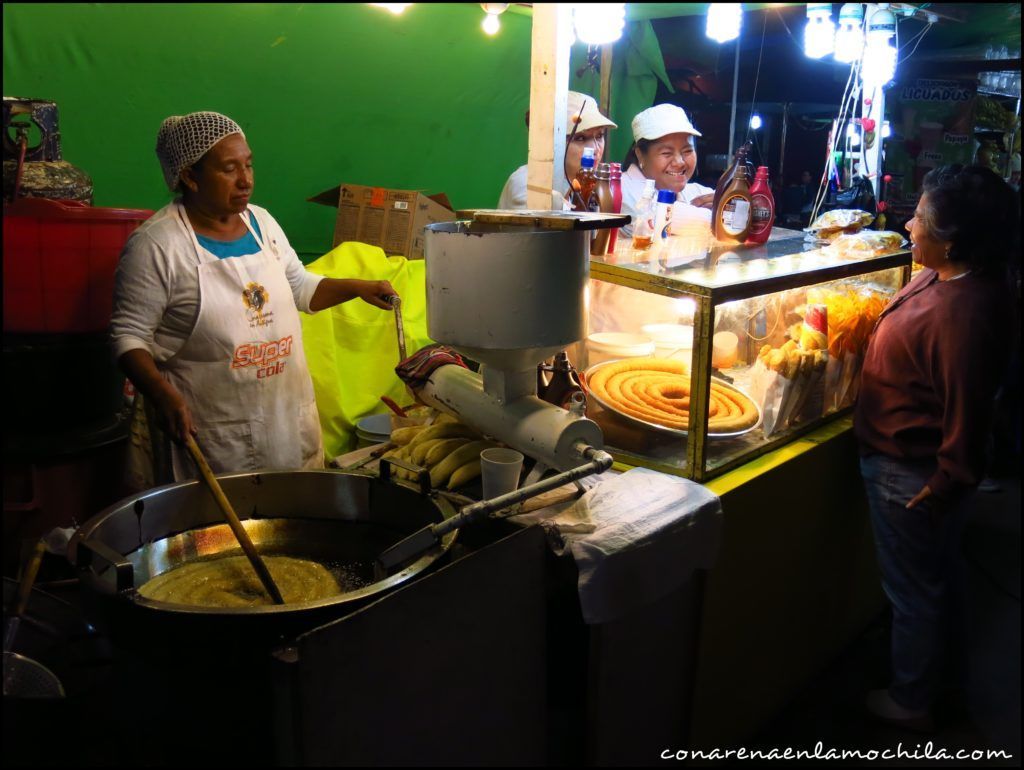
[382,417,498,490]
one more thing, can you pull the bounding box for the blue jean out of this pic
[859,453,974,711]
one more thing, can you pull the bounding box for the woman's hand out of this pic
[906,485,932,510]
[154,386,198,445]
[689,193,715,209]
[358,280,398,310]
[310,278,397,312]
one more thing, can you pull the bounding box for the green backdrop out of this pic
[4,3,666,262]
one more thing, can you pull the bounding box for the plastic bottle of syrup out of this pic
[745,166,775,245]
[592,163,615,256]
[631,179,658,250]
[572,147,598,212]
[713,165,753,243]
[711,142,752,219]
[607,162,623,252]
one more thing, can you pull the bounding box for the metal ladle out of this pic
[3,539,64,698]
[185,434,285,604]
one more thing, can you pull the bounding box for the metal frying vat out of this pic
[68,470,458,645]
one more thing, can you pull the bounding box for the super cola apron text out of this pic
[161,202,324,480]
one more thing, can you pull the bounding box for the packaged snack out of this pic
[828,230,907,259]
[804,209,875,241]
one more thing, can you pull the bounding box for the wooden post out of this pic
[599,43,613,116]
[527,3,572,211]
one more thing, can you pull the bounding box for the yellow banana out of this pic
[407,422,479,449]
[424,438,471,467]
[429,440,495,489]
[390,425,425,446]
[447,459,482,490]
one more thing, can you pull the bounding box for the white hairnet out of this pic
[155,111,245,192]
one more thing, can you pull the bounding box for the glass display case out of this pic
[578,227,911,482]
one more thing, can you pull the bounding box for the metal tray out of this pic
[584,359,763,440]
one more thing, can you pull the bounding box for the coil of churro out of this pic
[587,357,760,434]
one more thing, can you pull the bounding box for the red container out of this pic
[3,198,153,334]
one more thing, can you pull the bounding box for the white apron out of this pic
[161,201,324,480]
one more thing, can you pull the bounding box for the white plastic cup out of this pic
[481,448,524,500]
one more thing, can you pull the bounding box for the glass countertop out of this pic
[591,227,908,294]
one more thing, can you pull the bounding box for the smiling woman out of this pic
[854,164,1019,731]
[619,103,715,236]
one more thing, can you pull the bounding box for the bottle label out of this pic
[749,193,773,236]
[721,197,750,235]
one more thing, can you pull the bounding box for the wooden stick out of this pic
[185,434,285,605]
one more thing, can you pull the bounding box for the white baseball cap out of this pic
[567,91,617,133]
[631,104,702,142]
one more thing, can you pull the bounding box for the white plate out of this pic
[584,360,762,439]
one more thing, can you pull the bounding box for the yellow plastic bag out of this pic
[301,242,433,459]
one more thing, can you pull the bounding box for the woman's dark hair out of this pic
[921,164,1020,275]
[621,139,651,172]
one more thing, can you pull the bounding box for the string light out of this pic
[573,3,626,45]
[861,7,898,88]
[834,3,865,63]
[749,113,763,130]
[368,3,411,14]
[480,3,508,37]
[804,3,835,59]
[707,3,742,44]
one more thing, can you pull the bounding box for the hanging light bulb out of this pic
[369,3,411,14]
[573,3,626,46]
[707,4,742,44]
[804,3,835,59]
[881,121,891,139]
[847,122,861,147]
[834,3,865,63]
[480,3,508,36]
[861,7,898,88]
[749,113,763,131]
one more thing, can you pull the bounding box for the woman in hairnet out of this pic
[497,91,617,210]
[111,111,396,483]
[619,104,715,236]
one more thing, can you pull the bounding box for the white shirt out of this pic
[111,201,324,363]
[619,164,714,236]
[497,165,571,211]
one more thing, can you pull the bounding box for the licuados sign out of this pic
[900,79,975,102]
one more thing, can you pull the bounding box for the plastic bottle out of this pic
[607,162,623,252]
[630,179,658,250]
[572,147,598,212]
[713,165,753,243]
[652,189,676,244]
[711,142,752,219]
[745,166,775,245]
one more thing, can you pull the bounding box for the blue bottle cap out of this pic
[656,189,676,204]
[580,147,596,169]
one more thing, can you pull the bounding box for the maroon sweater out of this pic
[854,267,1014,498]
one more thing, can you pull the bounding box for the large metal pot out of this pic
[68,469,458,648]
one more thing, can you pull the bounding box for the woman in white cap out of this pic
[111,111,396,483]
[620,104,715,235]
[497,91,617,210]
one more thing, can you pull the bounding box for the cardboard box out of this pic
[308,183,455,259]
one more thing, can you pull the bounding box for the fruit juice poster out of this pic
[883,78,977,201]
